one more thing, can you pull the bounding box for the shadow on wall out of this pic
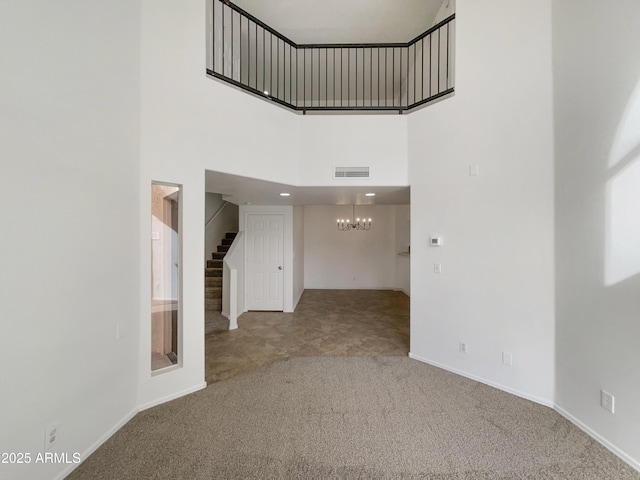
[605,78,640,286]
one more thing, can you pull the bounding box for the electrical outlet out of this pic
[45,423,60,451]
[459,341,467,354]
[601,390,615,414]
[502,352,513,366]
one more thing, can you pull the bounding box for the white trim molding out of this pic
[554,405,640,473]
[137,382,207,412]
[54,408,139,480]
[409,352,640,473]
[408,352,554,408]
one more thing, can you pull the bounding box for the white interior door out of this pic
[246,214,284,311]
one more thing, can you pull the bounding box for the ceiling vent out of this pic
[334,166,370,179]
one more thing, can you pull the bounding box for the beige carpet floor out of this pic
[67,356,639,479]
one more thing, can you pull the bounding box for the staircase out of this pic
[205,232,237,311]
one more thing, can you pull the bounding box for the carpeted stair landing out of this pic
[67,357,639,479]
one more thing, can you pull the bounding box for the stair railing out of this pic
[205,200,229,229]
[208,0,455,113]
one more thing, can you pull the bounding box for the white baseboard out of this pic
[221,311,238,329]
[137,382,207,412]
[409,352,640,473]
[408,352,553,408]
[56,381,207,479]
[305,287,402,291]
[554,405,640,473]
[54,408,139,480]
[393,288,410,297]
[292,288,304,311]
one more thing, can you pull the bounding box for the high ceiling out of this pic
[233,0,445,44]
[205,171,410,206]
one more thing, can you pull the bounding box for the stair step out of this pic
[207,259,223,268]
[212,252,226,260]
[225,232,237,239]
[217,245,230,253]
[205,299,222,310]
[205,277,222,287]
[221,238,234,246]
[205,268,223,277]
[205,287,222,299]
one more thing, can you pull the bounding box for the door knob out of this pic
[278,266,283,270]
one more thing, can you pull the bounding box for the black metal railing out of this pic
[207,0,455,113]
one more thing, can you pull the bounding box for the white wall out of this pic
[0,2,141,479]
[293,206,305,307]
[303,205,399,289]
[395,205,411,296]
[298,116,408,186]
[553,0,640,469]
[408,0,555,405]
[434,0,456,24]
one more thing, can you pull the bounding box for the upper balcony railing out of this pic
[207,0,455,113]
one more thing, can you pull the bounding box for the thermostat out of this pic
[430,236,443,246]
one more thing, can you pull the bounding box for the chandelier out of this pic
[337,205,372,231]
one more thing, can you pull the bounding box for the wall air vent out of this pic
[334,166,370,179]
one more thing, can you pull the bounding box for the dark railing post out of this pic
[348,48,351,106]
[378,48,380,107]
[446,22,450,89]
[332,48,336,107]
[325,49,328,108]
[221,2,225,76]
[421,37,424,102]
[428,33,432,98]
[355,49,358,107]
[370,48,373,107]
[340,49,343,107]
[211,3,218,77]
[400,47,403,107]
[391,48,394,107]
[437,28,441,94]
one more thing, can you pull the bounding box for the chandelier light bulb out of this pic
[336,206,372,232]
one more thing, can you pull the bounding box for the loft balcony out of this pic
[206,0,455,113]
